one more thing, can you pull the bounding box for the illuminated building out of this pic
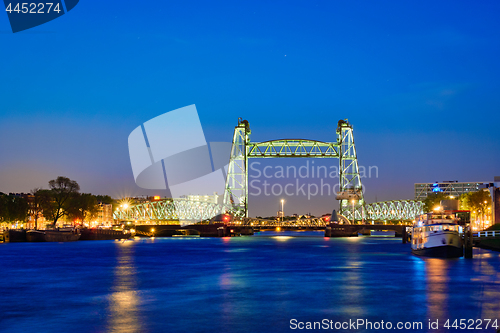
[96,203,113,225]
[414,181,486,200]
[180,193,219,205]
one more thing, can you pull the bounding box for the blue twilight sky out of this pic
[0,1,499,217]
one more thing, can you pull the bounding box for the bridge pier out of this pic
[324,224,408,238]
[359,228,371,236]
[464,228,473,259]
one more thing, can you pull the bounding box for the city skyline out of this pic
[1,1,499,217]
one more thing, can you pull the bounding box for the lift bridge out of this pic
[114,118,423,223]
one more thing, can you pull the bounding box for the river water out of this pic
[1,231,499,333]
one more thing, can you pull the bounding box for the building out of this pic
[480,176,500,225]
[180,194,219,205]
[96,203,113,225]
[414,181,486,200]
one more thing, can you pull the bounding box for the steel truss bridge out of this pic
[115,118,423,223]
[113,198,232,222]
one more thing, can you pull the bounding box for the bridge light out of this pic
[153,196,160,201]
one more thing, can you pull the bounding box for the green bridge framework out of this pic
[114,118,423,223]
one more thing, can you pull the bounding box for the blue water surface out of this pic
[1,231,499,333]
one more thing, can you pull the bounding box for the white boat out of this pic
[411,212,463,258]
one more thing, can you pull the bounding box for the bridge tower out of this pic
[337,119,366,220]
[223,118,251,217]
[223,118,366,220]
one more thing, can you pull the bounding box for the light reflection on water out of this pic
[425,258,450,328]
[107,241,140,333]
[1,232,500,333]
[472,250,500,320]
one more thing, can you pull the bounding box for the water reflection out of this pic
[342,259,364,318]
[424,258,450,328]
[272,236,292,241]
[107,241,140,333]
[473,252,500,320]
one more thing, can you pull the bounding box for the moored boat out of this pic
[44,227,81,242]
[26,230,46,242]
[1,229,27,242]
[411,212,463,258]
[79,228,132,240]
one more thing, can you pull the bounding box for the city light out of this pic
[281,199,285,221]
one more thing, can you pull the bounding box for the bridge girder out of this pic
[247,139,339,158]
[113,198,231,222]
[364,200,424,221]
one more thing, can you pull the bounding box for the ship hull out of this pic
[412,245,463,258]
[79,228,132,240]
[2,230,27,242]
[26,230,46,242]
[44,230,81,242]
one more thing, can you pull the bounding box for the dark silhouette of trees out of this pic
[45,176,80,225]
[0,194,6,222]
[460,190,491,227]
[423,192,449,212]
[0,193,28,223]
[95,195,113,204]
[38,189,56,225]
[29,188,44,229]
[67,193,98,225]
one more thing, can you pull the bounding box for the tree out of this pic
[3,195,28,223]
[422,192,449,213]
[460,190,491,229]
[67,193,98,225]
[38,189,56,225]
[469,190,491,225]
[47,176,80,225]
[29,188,44,229]
[95,195,113,204]
[459,192,472,211]
[0,193,7,222]
[95,194,117,211]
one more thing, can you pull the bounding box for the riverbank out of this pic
[475,239,500,252]
[1,228,131,242]
[474,224,500,252]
